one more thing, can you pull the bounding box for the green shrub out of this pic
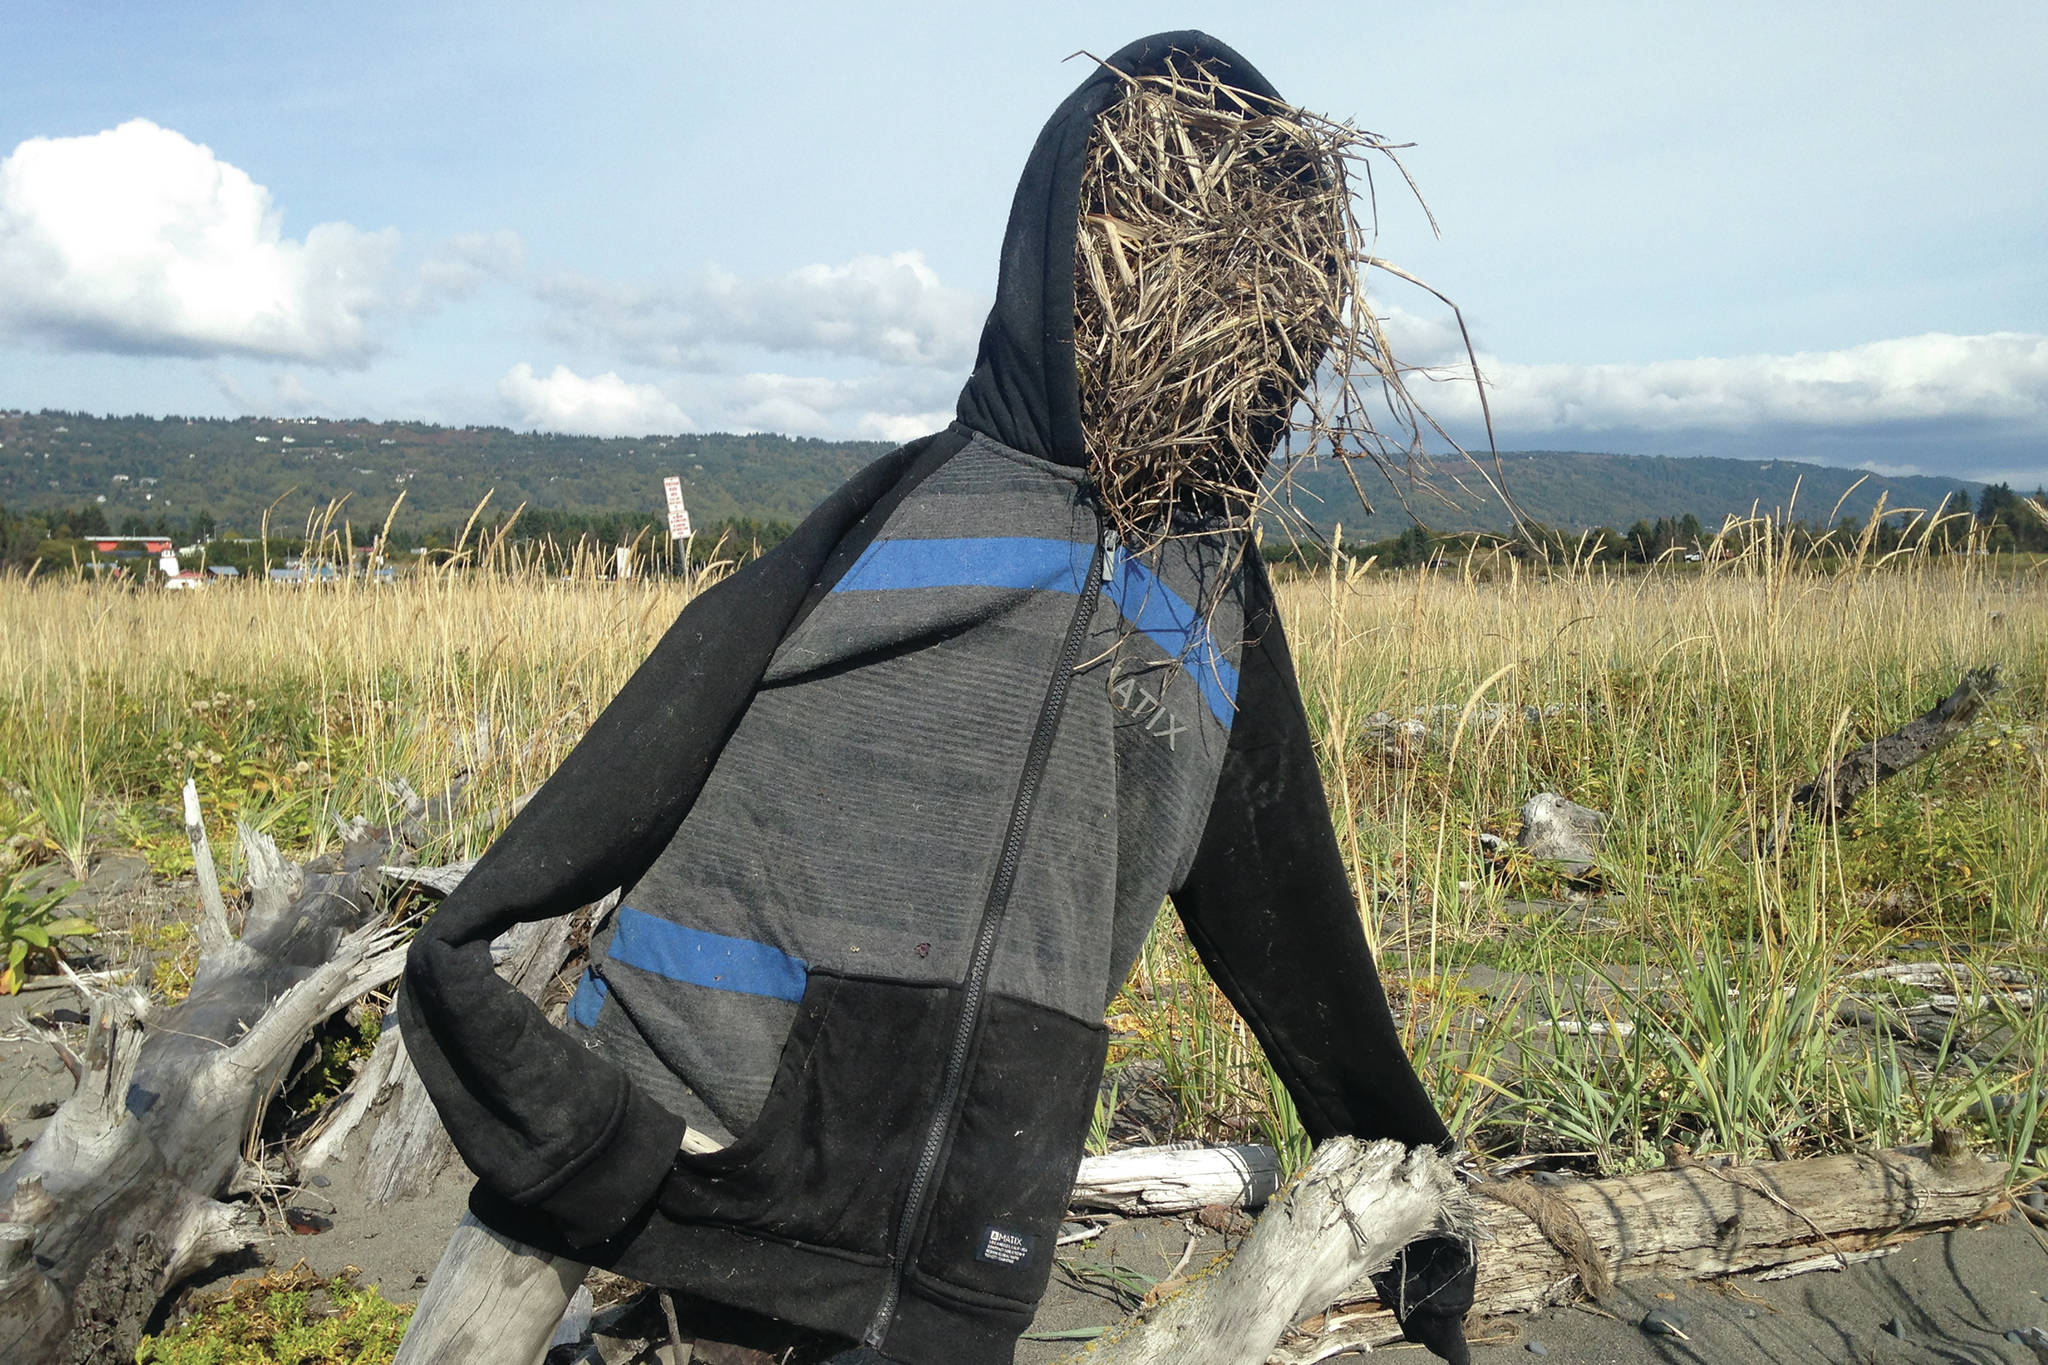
[135,1265,412,1365]
[0,860,92,994]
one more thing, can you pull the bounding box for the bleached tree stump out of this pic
[0,823,409,1364]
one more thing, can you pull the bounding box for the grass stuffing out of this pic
[1074,51,1479,554]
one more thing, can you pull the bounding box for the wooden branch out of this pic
[1793,666,2001,824]
[380,776,433,847]
[235,819,302,939]
[293,1005,405,1174]
[392,1209,585,1365]
[1059,1138,1465,1365]
[381,860,476,897]
[181,779,231,954]
[1266,1143,2007,1362]
[1072,1144,1284,1216]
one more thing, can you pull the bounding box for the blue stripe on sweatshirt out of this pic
[1100,550,1240,728]
[567,968,609,1028]
[607,906,809,1002]
[832,536,1238,726]
[834,535,1090,595]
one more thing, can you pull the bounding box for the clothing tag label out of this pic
[977,1225,1035,1267]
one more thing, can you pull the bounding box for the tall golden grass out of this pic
[1,512,2042,1182]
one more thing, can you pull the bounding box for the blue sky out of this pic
[2,2,2043,483]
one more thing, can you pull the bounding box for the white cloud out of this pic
[499,362,690,436]
[0,119,402,364]
[1855,459,1926,479]
[1419,332,2048,435]
[409,229,525,308]
[540,250,982,371]
[659,369,955,442]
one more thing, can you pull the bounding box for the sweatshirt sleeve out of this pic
[1169,555,1450,1150]
[398,436,941,1249]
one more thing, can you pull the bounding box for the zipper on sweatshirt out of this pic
[862,519,1107,1349]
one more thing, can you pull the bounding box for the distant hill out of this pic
[0,410,1994,544]
[1269,449,1987,543]
[0,410,891,541]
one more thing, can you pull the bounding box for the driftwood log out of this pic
[0,822,410,1364]
[1058,1139,1465,1365]
[1264,1141,2008,1363]
[390,1210,588,1365]
[1070,1143,1283,1216]
[1793,666,2001,823]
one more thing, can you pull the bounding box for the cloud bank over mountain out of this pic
[499,362,691,437]
[1372,311,2047,480]
[1447,333,2047,434]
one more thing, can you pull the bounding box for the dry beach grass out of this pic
[2,512,2041,1190]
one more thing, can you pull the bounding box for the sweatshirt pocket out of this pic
[657,971,954,1259]
[912,994,1108,1305]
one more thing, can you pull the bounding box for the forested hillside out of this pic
[0,410,888,545]
[1274,448,1995,542]
[0,409,2020,567]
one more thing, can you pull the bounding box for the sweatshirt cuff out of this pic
[529,1082,686,1249]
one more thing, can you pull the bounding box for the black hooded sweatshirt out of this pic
[400,30,1469,1365]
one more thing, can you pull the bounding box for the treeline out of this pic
[10,483,2043,577]
[1274,483,2048,570]
[0,409,885,537]
[0,501,212,569]
[0,497,796,575]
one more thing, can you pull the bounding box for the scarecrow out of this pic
[399,30,1476,1365]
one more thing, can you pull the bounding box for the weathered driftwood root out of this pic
[1058,1138,1467,1365]
[1793,666,2001,825]
[1266,1142,2008,1363]
[0,823,408,1365]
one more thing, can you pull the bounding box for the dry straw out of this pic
[1075,54,1512,553]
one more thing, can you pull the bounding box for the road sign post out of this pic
[663,475,693,576]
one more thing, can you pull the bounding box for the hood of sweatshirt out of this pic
[953,30,1288,471]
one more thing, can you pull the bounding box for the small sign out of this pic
[662,475,692,540]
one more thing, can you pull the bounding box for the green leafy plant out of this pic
[0,862,92,994]
[279,1012,382,1119]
